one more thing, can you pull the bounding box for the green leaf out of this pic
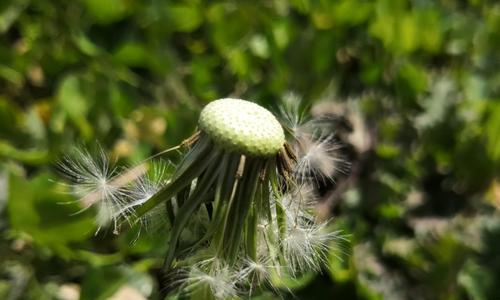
[167,4,203,32]
[7,172,95,257]
[80,265,152,300]
[56,75,92,138]
[72,32,103,56]
[82,0,131,24]
[57,75,89,119]
[458,260,494,300]
[113,42,151,67]
[486,101,500,164]
[0,0,29,33]
[332,0,372,25]
[399,62,428,94]
[0,65,23,86]
[0,97,24,140]
[0,140,48,164]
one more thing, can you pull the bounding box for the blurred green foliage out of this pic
[1,0,499,299]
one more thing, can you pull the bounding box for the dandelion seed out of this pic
[123,161,170,210]
[181,258,239,299]
[282,221,341,275]
[278,184,317,220]
[294,133,347,184]
[117,161,171,238]
[57,146,133,232]
[238,256,275,295]
[278,92,308,136]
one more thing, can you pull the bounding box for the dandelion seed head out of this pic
[57,97,350,298]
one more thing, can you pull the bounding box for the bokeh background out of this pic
[1,0,499,299]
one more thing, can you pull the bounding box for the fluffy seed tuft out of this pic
[181,258,240,299]
[57,146,133,233]
[294,133,348,184]
[281,221,342,275]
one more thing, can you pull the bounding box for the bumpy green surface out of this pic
[199,98,285,157]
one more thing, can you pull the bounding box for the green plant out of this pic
[59,98,347,299]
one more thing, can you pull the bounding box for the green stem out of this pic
[245,199,257,260]
[133,136,214,221]
[221,157,264,263]
[177,153,232,256]
[212,153,242,254]
[162,150,222,271]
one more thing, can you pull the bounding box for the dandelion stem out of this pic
[245,202,258,260]
[178,154,232,255]
[213,154,242,253]
[133,136,213,220]
[221,158,264,263]
[162,150,223,271]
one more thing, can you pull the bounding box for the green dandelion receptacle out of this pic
[59,97,347,299]
[199,98,285,157]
